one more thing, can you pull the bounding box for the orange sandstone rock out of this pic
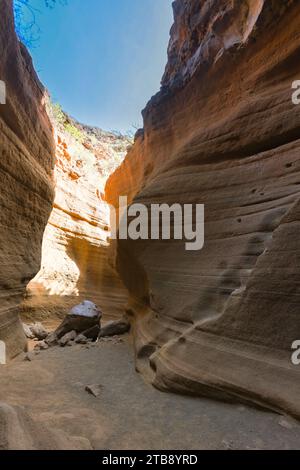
[27,114,130,320]
[106,0,300,417]
[0,0,55,359]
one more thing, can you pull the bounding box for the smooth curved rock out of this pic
[106,0,300,417]
[0,402,91,450]
[25,113,130,320]
[0,0,55,359]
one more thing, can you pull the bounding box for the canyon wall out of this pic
[25,113,130,321]
[106,0,300,417]
[0,0,55,358]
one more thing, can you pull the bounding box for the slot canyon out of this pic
[0,0,300,451]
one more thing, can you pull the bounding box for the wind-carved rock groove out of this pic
[0,0,55,359]
[106,0,300,418]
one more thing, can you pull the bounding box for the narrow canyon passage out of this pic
[1,0,300,452]
[21,106,130,326]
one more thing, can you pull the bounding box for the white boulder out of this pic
[69,301,102,319]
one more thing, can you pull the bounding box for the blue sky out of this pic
[19,0,174,133]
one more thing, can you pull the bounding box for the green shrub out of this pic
[51,102,66,126]
[64,123,84,143]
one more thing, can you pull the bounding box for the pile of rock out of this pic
[23,322,49,341]
[46,301,102,348]
[24,301,130,352]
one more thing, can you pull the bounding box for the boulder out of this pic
[45,332,58,346]
[34,341,49,351]
[58,330,77,347]
[23,324,34,340]
[54,301,102,339]
[75,334,88,345]
[82,325,100,341]
[99,318,130,338]
[29,323,49,341]
[70,300,102,319]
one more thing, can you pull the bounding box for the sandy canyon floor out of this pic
[0,335,300,450]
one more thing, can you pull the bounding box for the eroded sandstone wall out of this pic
[0,0,55,358]
[25,114,129,321]
[106,0,300,417]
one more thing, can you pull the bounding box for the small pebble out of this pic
[85,384,103,398]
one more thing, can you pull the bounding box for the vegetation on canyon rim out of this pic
[48,100,133,176]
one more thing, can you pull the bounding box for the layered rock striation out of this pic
[106,0,300,417]
[0,0,55,359]
[25,109,130,320]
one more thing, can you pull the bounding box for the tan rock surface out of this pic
[25,111,130,321]
[0,402,91,450]
[106,0,300,417]
[1,339,300,450]
[0,0,55,359]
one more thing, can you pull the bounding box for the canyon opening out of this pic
[0,0,300,458]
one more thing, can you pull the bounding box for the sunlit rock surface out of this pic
[106,0,300,417]
[0,0,55,358]
[26,111,130,320]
